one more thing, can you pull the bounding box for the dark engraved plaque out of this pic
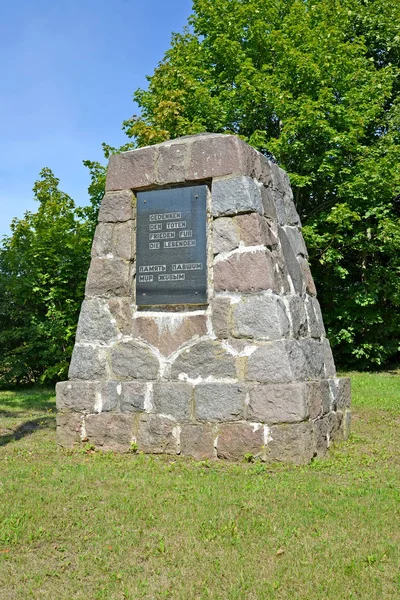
[136,185,208,306]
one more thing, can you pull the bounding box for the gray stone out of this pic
[195,384,245,422]
[68,344,107,380]
[137,414,178,454]
[323,339,336,378]
[298,256,317,296]
[217,423,264,461]
[266,422,315,464]
[211,297,231,339]
[313,417,329,457]
[113,221,135,260]
[212,217,239,254]
[248,383,308,423]
[157,142,187,184]
[270,164,286,194]
[56,413,83,447]
[98,190,134,222]
[120,381,147,412]
[211,176,263,217]
[106,147,156,191]
[247,342,293,383]
[286,295,308,338]
[110,341,159,380]
[278,226,304,293]
[152,382,193,421]
[85,413,135,452]
[56,380,98,413]
[306,379,331,418]
[296,339,325,379]
[100,381,120,412]
[108,297,132,336]
[305,296,326,338]
[75,298,119,343]
[260,186,277,220]
[171,340,236,380]
[334,377,351,410]
[180,424,215,460]
[283,226,308,257]
[232,294,290,340]
[328,411,344,443]
[235,213,277,248]
[214,250,279,293]
[187,134,248,181]
[85,258,131,298]
[91,223,114,257]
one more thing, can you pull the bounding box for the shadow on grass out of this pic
[0,415,56,447]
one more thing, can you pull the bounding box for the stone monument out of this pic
[56,133,351,462]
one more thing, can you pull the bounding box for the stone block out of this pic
[180,424,215,460]
[113,221,135,260]
[306,379,331,419]
[260,186,278,220]
[171,340,236,380]
[211,297,231,339]
[266,422,315,464]
[85,258,131,298]
[157,142,187,184]
[98,190,134,222]
[187,134,247,181]
[235,213,277,248]
[99,381,121,412]
[56,380,98,413]
[106,147,156,191]
[335,377,351,410]
[108,297,133,336]
[85,413,135,452]
[212,217,239,254]
[328,411,343,443]
[133,314,208,356]
[137,414,178,454]
[91,223,114,258]
[211,176,263,217]
[283,225,308,257]
[152,382,193,421]
[217,423,264,461]
[248,383,308,423]
[68,344,107,380]
[120,381,147,412]
[298,256,317,296]
[286,295,308,338]
[56,413,83,447]
[278,226,303,294]
[75,298,119,344]
[313,417,329,457]
[305,296,326,338]
[214,250,279,293]
[323,339,336,378]
[110,341,159,380]
[232,294,290,340]
[247,342,293,384]
[295,339,325,379]
[195,383,245,422]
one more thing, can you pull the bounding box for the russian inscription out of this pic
[136,186,208,306]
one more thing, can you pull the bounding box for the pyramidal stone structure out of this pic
[56,133,351,462]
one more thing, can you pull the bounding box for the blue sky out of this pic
[0,0,193,237]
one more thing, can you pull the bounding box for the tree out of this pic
[0,168,99,385]
[123,0,400,367]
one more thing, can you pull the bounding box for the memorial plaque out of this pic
[136,185,208,306]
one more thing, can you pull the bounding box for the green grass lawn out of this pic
[0,372,399,600]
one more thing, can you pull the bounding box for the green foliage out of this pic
[0,168,97,385]
[125,0,400,367]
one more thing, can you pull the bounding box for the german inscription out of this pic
[136,186,208,306]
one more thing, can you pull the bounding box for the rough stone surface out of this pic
[306,379,331,419]
[133,314,208,356]
[211,176,263,217]
[157,142,186,184]
[305,296,326,338]
[247,342,293,384]
[75,298,119,343]
[278,226,303,293]
[68,344,107,380]
[266,422,315,464]
[334,378,351,410]
[286,295,308,338]
[232,294,290,340]
[171,341,236,380]
[235,213,277,248]
[91,223,114,257]
[85,258,131,298]
[211,297,231,339]
[110,341,159,380]
[284,225,308,257]
[323,339,337,378]
[298,256,317,296]
[108,297,132,336]
[152,382,193,421]
[98,190,134,222]
[106,147,156,191]
[213,218,239,254]
[56,413,83,447]
[113,221,135,260]
[260,186,278,220]
[120,381,147,412]
[217,423,264,461]
[137,414,178,454]
[248,383,308,423]
[85,413,135,452]
[187,135,247,181]
[195,383,245,422]
[99,381,120,412]
[180,424,215,460]
[56,381,98,413]
[313,416,329,457]
[214,250,278,293]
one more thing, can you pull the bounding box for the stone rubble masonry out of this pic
[58,132,350,462]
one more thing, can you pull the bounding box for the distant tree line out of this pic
[0,0,399,385]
